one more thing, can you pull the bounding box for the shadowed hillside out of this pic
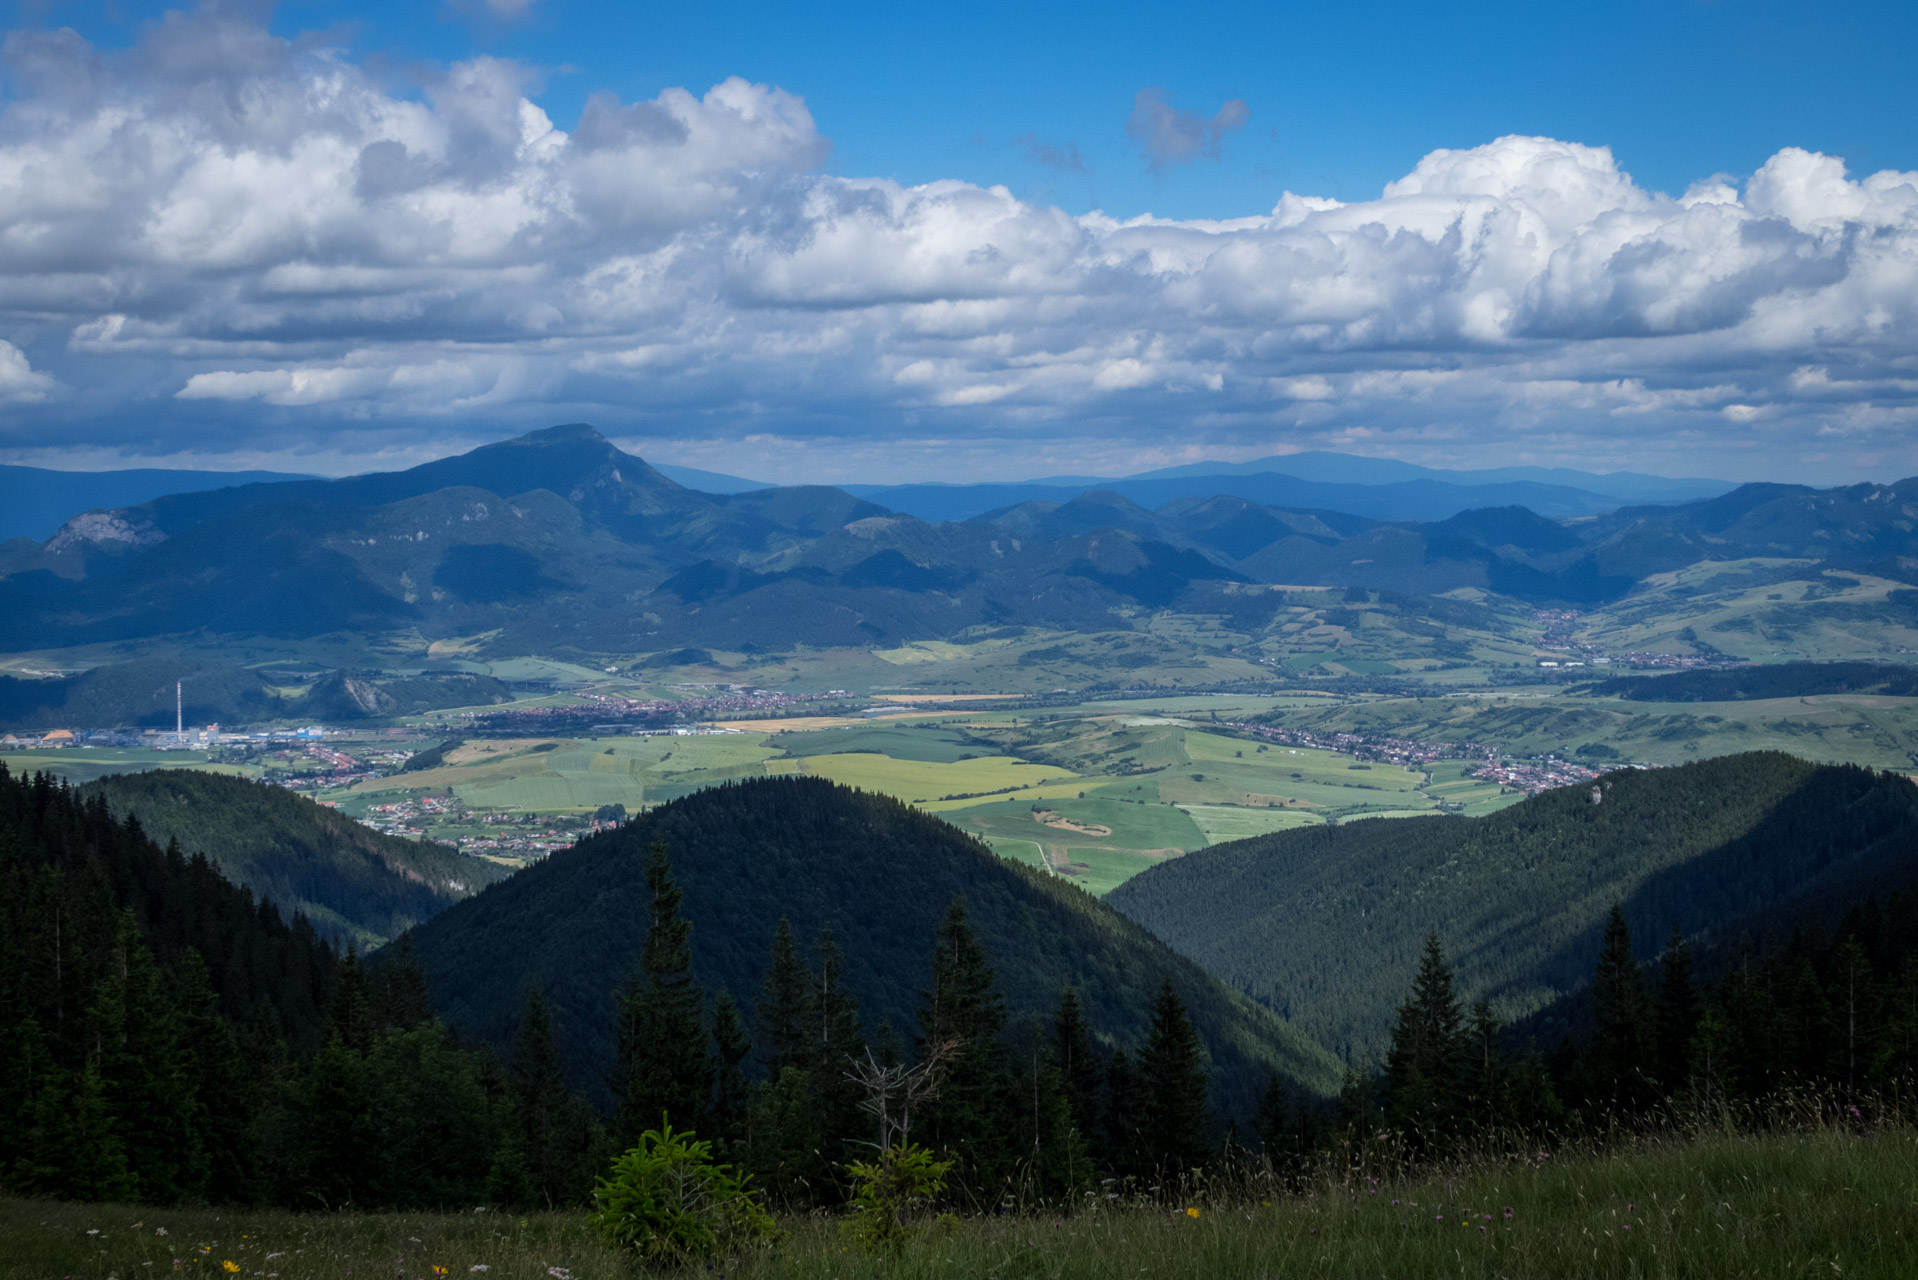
[85,770,512,946]
[1106,753,1918,1064]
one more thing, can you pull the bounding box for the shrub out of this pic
[842,1144,955,1251]
[588,1120,774,1266]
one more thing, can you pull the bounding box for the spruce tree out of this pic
[756,917,810,1075]
[1051,987,1103,1148]
[1460,1001,1506,1131]
[612,841,711,1148]
[1102,1048,1145,1178]
[1587,905,1656,1113]
[1382,933,1466,1141]
[1653,925,1703,1094]
[709,989,753,1161]
[1137,978,1210,1174]
[505,988,593,1208]
[917,897,1010,1192]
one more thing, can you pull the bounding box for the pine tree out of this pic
[1587,905,1656,1114]
[1137,978,1210,1174]
[612,841,711,1148]
[1383,933,1466,1141]
[1653,925,1703,1094]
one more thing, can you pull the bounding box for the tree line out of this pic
[1336,900,1918,1157]
[0,766,1222,1210]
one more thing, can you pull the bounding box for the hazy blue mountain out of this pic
[3,426,1912,661]
[0,463,312,541]
[847,450,1733,523]
[651,462,773,493]
[1125,452,1733,504]
[852,470,1672,524]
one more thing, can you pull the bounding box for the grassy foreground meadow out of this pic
[6,1129,1912,1280]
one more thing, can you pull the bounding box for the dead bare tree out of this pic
[845,1038,959,1151]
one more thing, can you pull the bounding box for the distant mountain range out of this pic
[0,462,314,541]
[841,452,1734,523]
[0,424,1911,660]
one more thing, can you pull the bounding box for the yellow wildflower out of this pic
[1186,1207,1200,1218]
[222,1261,242,1273]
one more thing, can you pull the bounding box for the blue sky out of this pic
[0,0,1914,483]
[260,0,1917,217]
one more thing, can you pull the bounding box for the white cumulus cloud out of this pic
[0,11,1914,482]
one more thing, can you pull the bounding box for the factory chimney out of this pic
[176,681,183,741]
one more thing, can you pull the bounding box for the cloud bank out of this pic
[0,10,1915,482]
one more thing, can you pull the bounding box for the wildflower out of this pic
[1624,1224,1633,1232]
[1186,1208,1200,1219]
[1503,1207,1514,1219]
[223,1262,241,1273]
[433,1269,449,1276]
[548,1269,572,1280]
[157,1228,169,1237]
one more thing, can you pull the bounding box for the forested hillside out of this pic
[404,776,1341,1110]
[84,770,511,945]
[1107,753,1918,1063]
[1585,660,1918,701]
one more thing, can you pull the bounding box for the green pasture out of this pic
[1057,845,1165,896]
[0,749,255,785]
[1178,803,1322,841]
[773,723,989,763]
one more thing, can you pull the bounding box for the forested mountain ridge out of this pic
[0,763,338,1050]
[1107,753,1918,1065]
[82,770,511,946]
[403,775,1342,1111]
[6,424,1918,658]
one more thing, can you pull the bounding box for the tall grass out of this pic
[6,1126,1914,1280]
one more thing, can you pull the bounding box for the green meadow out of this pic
[8,1127,1911,1280]
[322,701,1524,894]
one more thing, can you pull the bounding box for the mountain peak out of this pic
[506,423,608,446]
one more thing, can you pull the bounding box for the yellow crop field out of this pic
[795,752,1075,803]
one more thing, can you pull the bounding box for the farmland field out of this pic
[317,697,1540,894]
[0,747,257,784]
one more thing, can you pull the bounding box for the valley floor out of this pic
[7,1128,1912,1280]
